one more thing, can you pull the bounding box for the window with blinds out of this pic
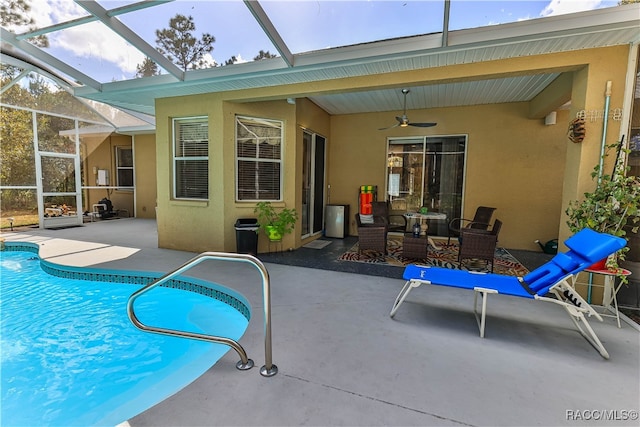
[236,116,283,201]
[173,117,208,199]
[115,146,133,190]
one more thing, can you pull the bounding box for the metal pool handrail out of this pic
[126,251,277,377]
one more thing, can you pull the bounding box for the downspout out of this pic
[589,80,612,304]
[597,81,612,184]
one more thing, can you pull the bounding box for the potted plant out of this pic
[566,142,640,282]
[254,201,298,242]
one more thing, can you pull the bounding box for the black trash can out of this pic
[235,218,259,255]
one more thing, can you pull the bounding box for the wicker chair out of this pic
[371,201,407,233]
[355,213,388,254]
[458,219,502,272]
[448,206,496,244]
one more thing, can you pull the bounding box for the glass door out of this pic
[301,130,326,237]
[386,135,467,237]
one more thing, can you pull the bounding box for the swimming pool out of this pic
[0,245,251,426]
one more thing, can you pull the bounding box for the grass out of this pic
[1,210,39,229]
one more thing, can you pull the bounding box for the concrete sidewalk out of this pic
[3,219,639,426]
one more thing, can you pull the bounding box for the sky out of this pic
[15,0,622,83]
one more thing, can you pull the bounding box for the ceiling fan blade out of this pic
[408,122,437,127]
[378,123,400,130]
[378,89,436,130]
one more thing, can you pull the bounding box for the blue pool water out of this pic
[0,250,250,426]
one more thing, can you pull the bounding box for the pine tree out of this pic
[135,57,160,78]
[155,14,215,72]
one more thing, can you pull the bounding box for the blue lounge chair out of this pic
[390,228,626,359]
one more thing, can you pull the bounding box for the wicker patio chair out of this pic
[371,201,407,233]
[458,218,502,272]
[448,206,496,244]
[355,213,388,254]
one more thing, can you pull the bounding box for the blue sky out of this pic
[22,0,620,83]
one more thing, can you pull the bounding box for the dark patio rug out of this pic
[338,237,529,277]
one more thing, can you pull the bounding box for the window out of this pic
[236,116,283,201]
[173,117,208,199]
[386,135,467,237]
[115,146,133,189]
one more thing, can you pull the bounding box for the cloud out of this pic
[540,0,605,17]
[52,21,144,74]
[234,54,248,64]
[29,0,144,76]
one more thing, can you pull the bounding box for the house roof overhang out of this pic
[73,3,640,116]
[2,2,639,118]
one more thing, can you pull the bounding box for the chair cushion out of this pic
[564,228,626,263]
[359,214,374,224]
[550,252,579,272]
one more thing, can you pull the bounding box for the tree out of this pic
[254,50,277,61]
[155,14,215,72]
[135,57,160,78]
[0,0,48,47]
[224,56,238,66]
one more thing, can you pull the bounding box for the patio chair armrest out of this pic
[448,217,473,230]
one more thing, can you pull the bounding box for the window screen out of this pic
[173,117,208,199]
[236,116,283,201]
[115,146,133,189]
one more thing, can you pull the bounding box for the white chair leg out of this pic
[566,309,610,359]
[390,280,423,318]
[473,287,498,338]
[545,279,610,359]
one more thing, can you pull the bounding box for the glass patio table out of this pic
[404,212,447,249]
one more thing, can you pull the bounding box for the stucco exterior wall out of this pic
[82,133,134,215]
[329,103,570,250]
[152,44,631,253]
[223,100,298,253]
[155,94,298,253]
[133,133,157,218]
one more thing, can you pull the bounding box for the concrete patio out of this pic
[2,218,639,426]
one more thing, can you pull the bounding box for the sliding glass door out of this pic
[301,130,326,238]
[386,135,467,236]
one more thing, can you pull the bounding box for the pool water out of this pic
[0,250,250,426]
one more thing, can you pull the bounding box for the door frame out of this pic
[301,129,327,239]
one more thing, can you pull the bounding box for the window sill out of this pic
[170,199,209,208]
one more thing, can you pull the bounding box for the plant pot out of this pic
[266,225,282,241]
[589,258,607,271]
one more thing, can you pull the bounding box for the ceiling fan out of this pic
[379,89,437,130]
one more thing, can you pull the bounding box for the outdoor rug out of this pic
[303,239,332,250]
[338,237,529,277]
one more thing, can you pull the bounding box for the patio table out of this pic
[404,212,447,249]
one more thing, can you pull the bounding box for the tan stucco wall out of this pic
[81,133,134,215]
[155,94,298,253]
[153,44,631,253]
[329,103,570,250]
[133,133,157,218]
[558,48,630,249]
[224,100,298,253]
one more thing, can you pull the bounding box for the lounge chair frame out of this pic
[390,229,626,359]
[390,272,608,358]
